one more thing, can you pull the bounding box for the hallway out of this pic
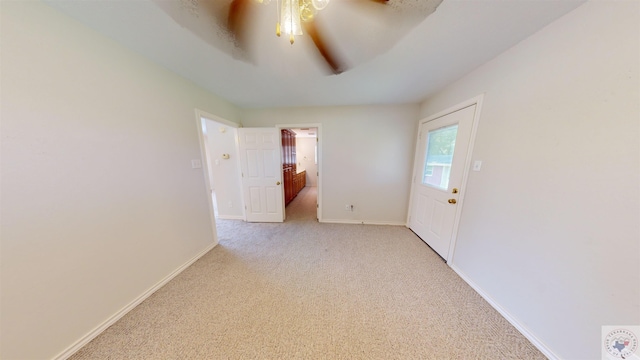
[284,186,317,222]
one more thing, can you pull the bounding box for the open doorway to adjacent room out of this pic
[196,113,322,231]
[279,126,320,222]
[198,112,244,226]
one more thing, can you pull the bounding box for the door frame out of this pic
[276,123,322,222]
[194,109,243,243]
[407,95,483,264]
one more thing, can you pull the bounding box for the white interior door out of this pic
[238,128,284,222]
[409,105,476,260]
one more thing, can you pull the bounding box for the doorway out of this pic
[197,111,244,224]
[196,115,322,229]
[279,126,320,221]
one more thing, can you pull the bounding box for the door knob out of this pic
[448,199,457,204]
[276,181,281,185]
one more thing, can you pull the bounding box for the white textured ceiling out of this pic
[44,0,584,109]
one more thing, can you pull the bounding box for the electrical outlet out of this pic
[345,205,350,211]
[228,201,233,208]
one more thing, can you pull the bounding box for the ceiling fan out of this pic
[228,0,395,74]
[154,0,443,75]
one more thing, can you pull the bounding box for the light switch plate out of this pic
[473,160,482,171]
[191,159,202,169]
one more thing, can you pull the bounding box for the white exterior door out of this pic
[409,105,476,260]
[238,128,284,222]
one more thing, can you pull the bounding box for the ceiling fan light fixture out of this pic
[275,0,330,44]
[300,0,317,22]
[281,0,303,40]
[311,0,329,10]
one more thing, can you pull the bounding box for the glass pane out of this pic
[422,124,458,190]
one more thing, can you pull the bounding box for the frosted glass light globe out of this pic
[312,0,329,10]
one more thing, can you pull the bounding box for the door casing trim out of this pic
[406,95,484,264]
[276,123,323,222]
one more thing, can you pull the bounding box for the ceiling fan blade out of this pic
[303,20,347,75]
[352,0,389,6]
[227,0,253,48]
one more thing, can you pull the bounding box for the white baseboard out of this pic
[449,264,560,360]
[319,219,406,226]
[216,215,244,220]
[53,243,217,360]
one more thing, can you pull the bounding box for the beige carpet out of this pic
[71,187,545,359]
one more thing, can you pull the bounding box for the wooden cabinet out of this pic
[293,170,306,195]
[282,129,297,206]
[281,128,295,168]
[283,166,294,205]
[281,129,306,206]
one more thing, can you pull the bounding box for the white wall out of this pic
[295,137,318,187]
[204,119,243,219]
[241,105,419,224]
[419,2,639,359]
[0,2,239,359]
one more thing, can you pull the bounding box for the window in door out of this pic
[422,124,458,190]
